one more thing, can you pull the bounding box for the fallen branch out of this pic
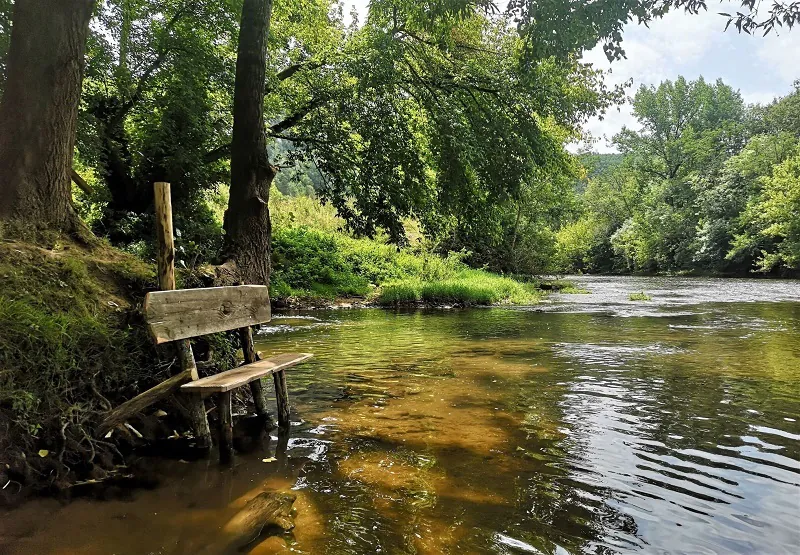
[70,168,92,195]
[95,369,194,438]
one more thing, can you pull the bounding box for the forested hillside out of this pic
[560,79,800,276]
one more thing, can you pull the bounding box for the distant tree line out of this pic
[559,78,800,276]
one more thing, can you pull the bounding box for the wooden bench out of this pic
[143,285,312,461]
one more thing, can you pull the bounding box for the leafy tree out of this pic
[603,77,747,271]
[78,0,237,247]
[728,134,800,271]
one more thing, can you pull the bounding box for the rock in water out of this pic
[220,491,297,550]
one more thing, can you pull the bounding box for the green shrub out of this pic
[269,194,544,306]
[629,291,652,301]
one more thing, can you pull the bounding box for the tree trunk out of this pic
[0,0,95,230]
[223,0,275,286]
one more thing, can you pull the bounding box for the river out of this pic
[3,276,800,554]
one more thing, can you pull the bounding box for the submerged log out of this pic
[208,491,296,552]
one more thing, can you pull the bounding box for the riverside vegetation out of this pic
[1,0,798,505]
[0,195,550,501]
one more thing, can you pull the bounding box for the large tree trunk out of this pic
[0,0,95,231]
[223,0,275,286]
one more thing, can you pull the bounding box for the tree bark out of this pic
[223,0,275,286]
[0,0,95,230]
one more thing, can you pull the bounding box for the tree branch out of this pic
[276,61,322,82]
[204,143,232,163]
[269,99,324,135]
[70,169,92,195]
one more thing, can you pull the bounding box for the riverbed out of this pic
[3,276,800,553]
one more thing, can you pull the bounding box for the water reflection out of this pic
[2,277,800,554]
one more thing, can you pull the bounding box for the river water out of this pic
[3,276,800,554]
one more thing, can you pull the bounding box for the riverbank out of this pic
[5,281,800,553]
[269,226,580,307]
[0,232,557,504]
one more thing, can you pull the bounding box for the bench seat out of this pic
[181,352,313,395]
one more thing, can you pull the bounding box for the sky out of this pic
[344,1,800,153]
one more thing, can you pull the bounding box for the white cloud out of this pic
[579,8,800,152]
[757,33,800,84]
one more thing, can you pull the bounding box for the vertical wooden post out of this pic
[239,326,271,420]
[273,369,290,428]
[154,182,212,449]
[218,391,234,464]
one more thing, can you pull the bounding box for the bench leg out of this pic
[182,392,212,449]
[177,340,211,449]
[273,370,290,428]
[249,379,271,420]
[218,391,234,463]
[239,326,270,422]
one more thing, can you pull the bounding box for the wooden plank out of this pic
[95,369,194,438]
[144,285,271,343]
[181,353,312,394]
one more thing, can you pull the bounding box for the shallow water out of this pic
[3,276,800,554]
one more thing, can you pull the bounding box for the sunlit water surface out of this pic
[3,276,800,554]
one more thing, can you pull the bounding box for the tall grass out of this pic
[375,270,543,306]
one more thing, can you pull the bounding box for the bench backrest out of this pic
[144,285,271,344]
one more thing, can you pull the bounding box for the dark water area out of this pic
[3,277,800,554]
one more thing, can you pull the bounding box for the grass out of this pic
[268,192,555,306]
[375,270,544,306]
[270,225,547,306]
[0,234,166,496]
[629,291,652,301]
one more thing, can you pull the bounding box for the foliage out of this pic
[730,152,800,271]
[269,193,545,305]
[628,291,652,301]
[555,76,800,275]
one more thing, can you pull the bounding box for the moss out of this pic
[0,237,163,500]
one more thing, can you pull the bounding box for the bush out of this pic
[269,194,546,306]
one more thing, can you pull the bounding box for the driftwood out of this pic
[95,369,193,438]
[205,491,296,552]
